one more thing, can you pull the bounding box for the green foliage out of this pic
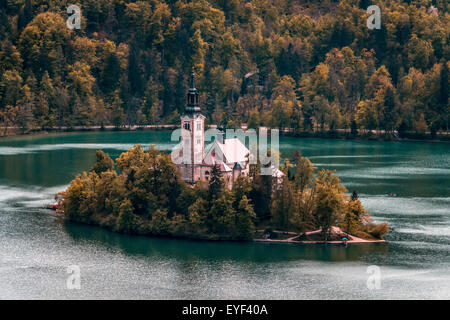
[115,199,138,234]
[0,0,447,135]
[342,199,366,235]
[368,222,390,240]
[63,146,256,240]
[207,164,223,201]
[63,145,386,241]
[91,150,114,175]
[313,170,346,240]
[248,161,273,221]
[271,169,295,230]
[235,196,256,240]
[294,157,316,193]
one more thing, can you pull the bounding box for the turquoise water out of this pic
[0,131,449,299]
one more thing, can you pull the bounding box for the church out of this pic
[173,70,251,189]
[173,70,283,189]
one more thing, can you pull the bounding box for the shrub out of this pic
[369,223,389,239]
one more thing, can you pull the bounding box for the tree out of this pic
[188,197,208,233]
[249,160,273,221]
[150,209,170,235]
[0,40,23,73]
[414,113,428,134]
[356,100,377,132]
[270,75,298,131]
[407,35,434,71]
[0,69,22,107]
[313,170,346,240]
[271,163,295,230]
[128,47,143,94]
[369,222,389,240]
[235,196,256,240]
[115,199,136,234]
[439,62,449,132]
[247,108,260,130]
[15,84,35,133]
[67,62,95,98]
[100,53,121,93]
[110,92,125,128]
[0,105,17,136]
[91,150,114,175]
[63,171,98,224]
[18,12,69,76]
[294,157,315,193]
[208,164,223,202]
[71,37,98,66]
[342,199,365,235]
[189,28,207,76]
[209,191,235,235]
[381,85,399,133]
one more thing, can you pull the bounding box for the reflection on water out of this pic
[64,222,389,263]
[0,131,449,299]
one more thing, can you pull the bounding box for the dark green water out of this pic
[0,131,449,299]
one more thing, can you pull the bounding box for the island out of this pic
[61,145,389,243]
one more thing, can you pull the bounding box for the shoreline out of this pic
[0,125,177,140]
[61,216,386,245]
[253,236,387,245]
[254,226,386,245]
[1,125,449,144]
[253,238,386,245]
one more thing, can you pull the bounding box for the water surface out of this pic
[0,132,449,299]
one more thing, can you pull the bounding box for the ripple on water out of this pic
[396,226,450,237]
[0,143,177,156]
[0,184,66,208]
[361,196,450,217]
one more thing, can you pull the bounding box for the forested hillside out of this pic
[0,0,448,137]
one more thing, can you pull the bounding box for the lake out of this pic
[0,131,449,299]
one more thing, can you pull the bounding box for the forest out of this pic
[62,146,389,241]
[0,0,448,138]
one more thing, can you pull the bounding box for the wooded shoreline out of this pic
[1,125,449,143]
[61,146,390,243]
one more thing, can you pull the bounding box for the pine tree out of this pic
[271,165,295,231]
[115,199,136,234]
[235,196,256,240]
[208,164,223,202]
[110,92,125,128]
[91,150,115,175]
[294,157,316,193]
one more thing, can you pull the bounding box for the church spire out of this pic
[190,67,195,89]
[186,67,200,114]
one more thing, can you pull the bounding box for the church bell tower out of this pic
[180,68,205,183]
